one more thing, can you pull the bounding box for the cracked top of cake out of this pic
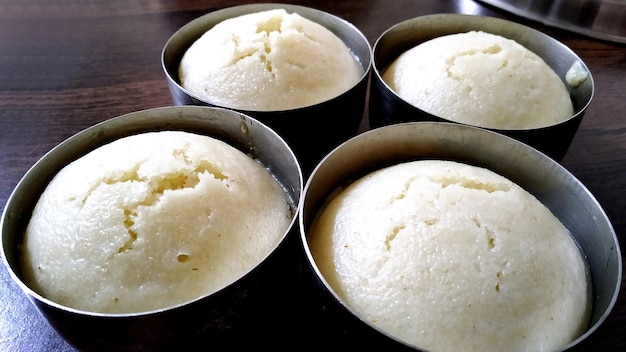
[381,31,574,129]
[178,9,362,111]
[21,131,293,313]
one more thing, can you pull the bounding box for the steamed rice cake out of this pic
[309,159,591,351]
[382,31,574,129]
[21,131,293,314]
[179,9,362,111]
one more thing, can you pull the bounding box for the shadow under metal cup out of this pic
[299,122,621,351]
[1,106,303,351]
[162,3,372,175]
[369,14,594,162]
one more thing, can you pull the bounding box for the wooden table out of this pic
[1,0,624,350]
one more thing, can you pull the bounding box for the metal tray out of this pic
[478,0,626,44]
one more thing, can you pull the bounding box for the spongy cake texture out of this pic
[22,131,292,313]
[382,31,574,129]
[309,160,590,352]
[179,9,362,111]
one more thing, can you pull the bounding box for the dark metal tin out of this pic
[1,106,303,351]
[162,3,373,175]
[369,14,594,162]
[300,122,621,351]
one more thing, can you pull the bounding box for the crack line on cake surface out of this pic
[445,44,504,80]
[101,155,228,254]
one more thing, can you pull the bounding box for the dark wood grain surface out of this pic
[1,0,624,351]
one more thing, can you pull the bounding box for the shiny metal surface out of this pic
[1,106,303,351]
[369,14,594,162]
[299,122,622,351]
[162,3,373,175]
[478,0,626,43]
